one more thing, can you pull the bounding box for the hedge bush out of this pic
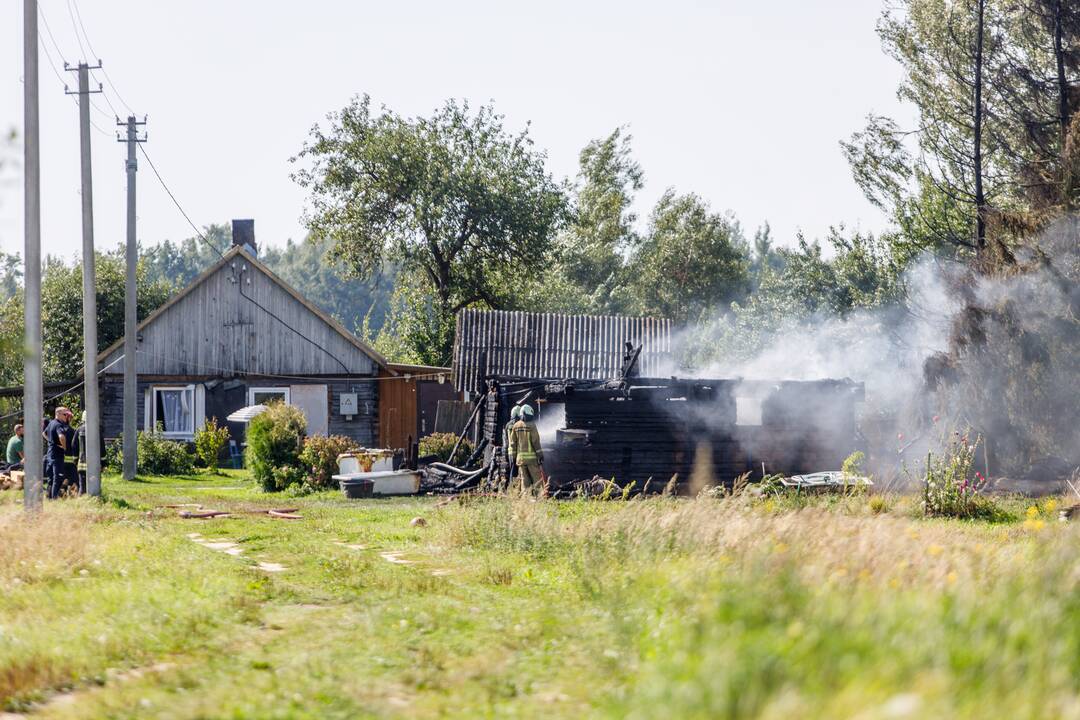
[246,403,307,491]
[298,434,360,489]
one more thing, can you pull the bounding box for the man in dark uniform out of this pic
[44,406,73,498]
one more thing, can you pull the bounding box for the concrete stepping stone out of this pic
[256,562,286,572]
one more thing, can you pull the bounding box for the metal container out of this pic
[339,478,374,499]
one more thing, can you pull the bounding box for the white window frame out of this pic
[248,386,290,406]
[150,384,198,439]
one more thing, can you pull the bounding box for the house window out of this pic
[249,387,290,406]
[152,385,196,437]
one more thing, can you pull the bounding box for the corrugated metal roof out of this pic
[452,309,672,392]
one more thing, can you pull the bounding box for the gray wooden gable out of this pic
[100,247,383,377]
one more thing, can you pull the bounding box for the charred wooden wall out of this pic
[484,377,864,490]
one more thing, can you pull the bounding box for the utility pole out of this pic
[65,62,103,497]
[23,0,43,512]
[117,116,146,481]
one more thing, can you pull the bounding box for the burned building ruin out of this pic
[452,309,865,491]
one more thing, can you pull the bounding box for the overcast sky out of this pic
[1,0,914,263]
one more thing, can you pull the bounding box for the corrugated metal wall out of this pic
[452,309,672,392]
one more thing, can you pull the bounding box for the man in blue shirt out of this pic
[44,407,73,498]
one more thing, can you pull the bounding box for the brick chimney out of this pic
[232,219,256,256]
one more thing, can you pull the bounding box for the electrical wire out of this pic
[37,6,111,136]
[69,0,136,114]
[130,349,448,384]
[37,4,68,66]
[65,0,90,63]
[137,144,226,258]
[0,355,125,423]
[94,79,123,121]
[37,35,111,137]
[136,145,359,373]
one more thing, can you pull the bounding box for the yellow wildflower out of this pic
[1026,505,1039,519]
[1044,499,1058,513]
[927,544,944,557]
[946,571,958,585]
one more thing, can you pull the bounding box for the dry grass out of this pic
[0,503,98,586]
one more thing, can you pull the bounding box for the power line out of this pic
[69,0,135,114]
[37,4,67,65]
[136,146,353,373]
[0,355,125,424]
[65,0,90,63]
[131,349,444,384]
[136,143,226,257]
[36,8,111,136]
[94,76,123,120]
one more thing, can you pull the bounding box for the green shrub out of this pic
[137,427,196,475]
[419,431,474,467]
[298,434,359,489]
[103,428,196,476]
[194,417,231,473]
[246,403,307,491]
[103,438,122,472]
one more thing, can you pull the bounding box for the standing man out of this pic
[503,404,522,485]
[508,404,546,495]
[44,407,73,498]
[5,424,24,471]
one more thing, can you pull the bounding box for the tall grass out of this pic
[432,494,1080,718]
[0,502,98,585]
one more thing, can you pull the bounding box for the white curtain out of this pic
[158,388,193,433]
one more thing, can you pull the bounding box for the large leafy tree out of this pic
[628,190,749,324]
[293,96,569,364]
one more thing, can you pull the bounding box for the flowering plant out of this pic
[923,432,994,519]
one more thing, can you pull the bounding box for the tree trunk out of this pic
[1053,0,1073,208]
[973,0,988,256]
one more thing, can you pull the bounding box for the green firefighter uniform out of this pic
[508,419,544,490]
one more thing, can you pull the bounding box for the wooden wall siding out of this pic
[452,309,673,392]
[101,377,378,448]
[100,257,378,377]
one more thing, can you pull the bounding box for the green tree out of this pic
[292,96,569,365]
[40,249,173,381]
[843,0,1010,260]
[141,226,230,288]
[628,190,750,324]
[260,236,396,335]
[554,128,643,313]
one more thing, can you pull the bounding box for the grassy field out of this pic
[1,472,1078,719]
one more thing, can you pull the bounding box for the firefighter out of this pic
[503,404,522,485]
[509,404,545,494]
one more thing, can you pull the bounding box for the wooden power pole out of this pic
[23,0,43,512]
[118,116,146,481]
[65,62,103,497]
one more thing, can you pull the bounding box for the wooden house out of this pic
[96,232,456,449]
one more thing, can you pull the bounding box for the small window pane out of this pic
[252,390,287,406]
